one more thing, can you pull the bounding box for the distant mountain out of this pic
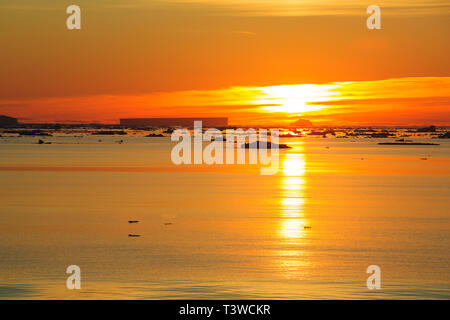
[290,118,313,127]
[0,115,18,127]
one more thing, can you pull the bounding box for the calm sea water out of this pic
[0,132,449,299]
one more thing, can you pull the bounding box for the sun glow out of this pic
[255,84,339,114]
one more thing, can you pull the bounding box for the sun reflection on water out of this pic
[280,152,308,230]
[277,148,311,278]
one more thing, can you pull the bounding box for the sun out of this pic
[253,84,339,114]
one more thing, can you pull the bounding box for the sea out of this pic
[0,129,449,299]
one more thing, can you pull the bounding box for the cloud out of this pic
[6,0,446,16]
[0,103,28,108]
[1,77,449,126]
[158,0,450,16]
[308,96,450,107]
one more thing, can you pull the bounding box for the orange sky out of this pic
[1,0,449,125]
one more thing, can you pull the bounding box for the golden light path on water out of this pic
[277,147,311,278]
